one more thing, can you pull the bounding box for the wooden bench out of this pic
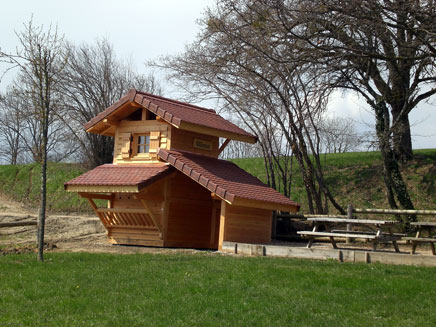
[330,230,406,237]
[405,222,436,255]
[298,217,401,252]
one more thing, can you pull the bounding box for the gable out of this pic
[84,89,257,143]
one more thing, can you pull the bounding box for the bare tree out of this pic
[272,0,436,162]
[219,139,260,159]
[318,116,362,154]
[0,19,68,261]
[0,85,79,164]
[0,90,25,164]
[58,39,163,168]
[261,0,436,221]
[153,1,344,214]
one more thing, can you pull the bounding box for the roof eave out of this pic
[84,89,137,131]
[177,121,257,144]
[65,184,140,193]
[231,196,300,212]
[84,88,257,143]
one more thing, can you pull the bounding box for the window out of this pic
[137,134,150,154]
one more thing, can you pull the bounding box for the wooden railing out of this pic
[96,208,157,229]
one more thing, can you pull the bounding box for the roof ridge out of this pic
[137,91,217,115]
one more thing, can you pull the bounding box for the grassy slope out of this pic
[1,252,436,327]
[232,149,436,212]
[0,162,91,213]
[0,149,434,213]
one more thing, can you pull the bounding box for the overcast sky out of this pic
[1,0,434,149]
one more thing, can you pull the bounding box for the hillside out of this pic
[232,149,436,212]
[0,162,91,213]
[0,149,435,214]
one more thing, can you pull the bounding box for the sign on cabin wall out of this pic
[193,138,212,151]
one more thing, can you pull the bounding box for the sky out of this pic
[1,0,435,149]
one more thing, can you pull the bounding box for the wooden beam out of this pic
[140,199,163,235]
[211,192,222,200]
[354,208,436,215]
[78,192,113,200]
[218,201,227,251]
[100,125,116,136]
[86,198,98,211]
[211,192,232,204]
[209,200,219,248]
[0,221,37,228]
[85,198,112,228]
[218,139,231,156]
[97,208,148,214]
[179,121,257,144]
[231,197,299,212]
[162,177,171,240]
[66,185,139,193]
[102,118,119,126]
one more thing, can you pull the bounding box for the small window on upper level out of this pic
[126,108,142,121]
[135,134,150,155]
[125,108,157,121]
[147,111,157,120]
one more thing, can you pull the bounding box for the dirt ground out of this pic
[1,193,434,256]
[0,193,202,256]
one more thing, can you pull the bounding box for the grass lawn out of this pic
[1,252,436,326]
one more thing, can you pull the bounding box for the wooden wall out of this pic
[170,128,219,158]
[113,119,220,163]
[91,172,272,249]
[107,179,166,246]
[222,204,272,245]
[164,172,216,249]
[113,120,170,164]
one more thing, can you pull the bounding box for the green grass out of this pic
[0,149,435,213]
[0,162,91,213]
[0,252,436,326]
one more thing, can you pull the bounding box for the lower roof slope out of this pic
[64,150,300,212]
[158,149,300,212]
[64,164,172,193]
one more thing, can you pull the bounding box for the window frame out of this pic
[132,133,151,157]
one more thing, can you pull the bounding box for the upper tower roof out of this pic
[84,89,257,144]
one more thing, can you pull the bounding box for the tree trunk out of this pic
[391,109,413,162]
[37,110,49,262]
[374,100,416,228]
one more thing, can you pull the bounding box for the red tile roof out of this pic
[64,164,172,190]
[84,89,256,143]
[158,149,300,211]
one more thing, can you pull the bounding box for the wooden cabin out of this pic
[65,89,300,249]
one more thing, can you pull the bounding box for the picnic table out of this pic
[297,217,402,252]
[404,222,436,255]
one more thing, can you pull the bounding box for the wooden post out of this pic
[271,211,277,239]
[209,200,219,248]
[218,201,227,251]
[346,204,354,243]
[162,177,171,242]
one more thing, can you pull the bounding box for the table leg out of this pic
[412,242,417,254]
[386,227,400,253]
[372,241,378,251]
[307,239,314,249]
[431,243,435,256]
[392,241,400,253]
[412,229,421,254]
[306,223,319,248]
[329,237,337,249]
